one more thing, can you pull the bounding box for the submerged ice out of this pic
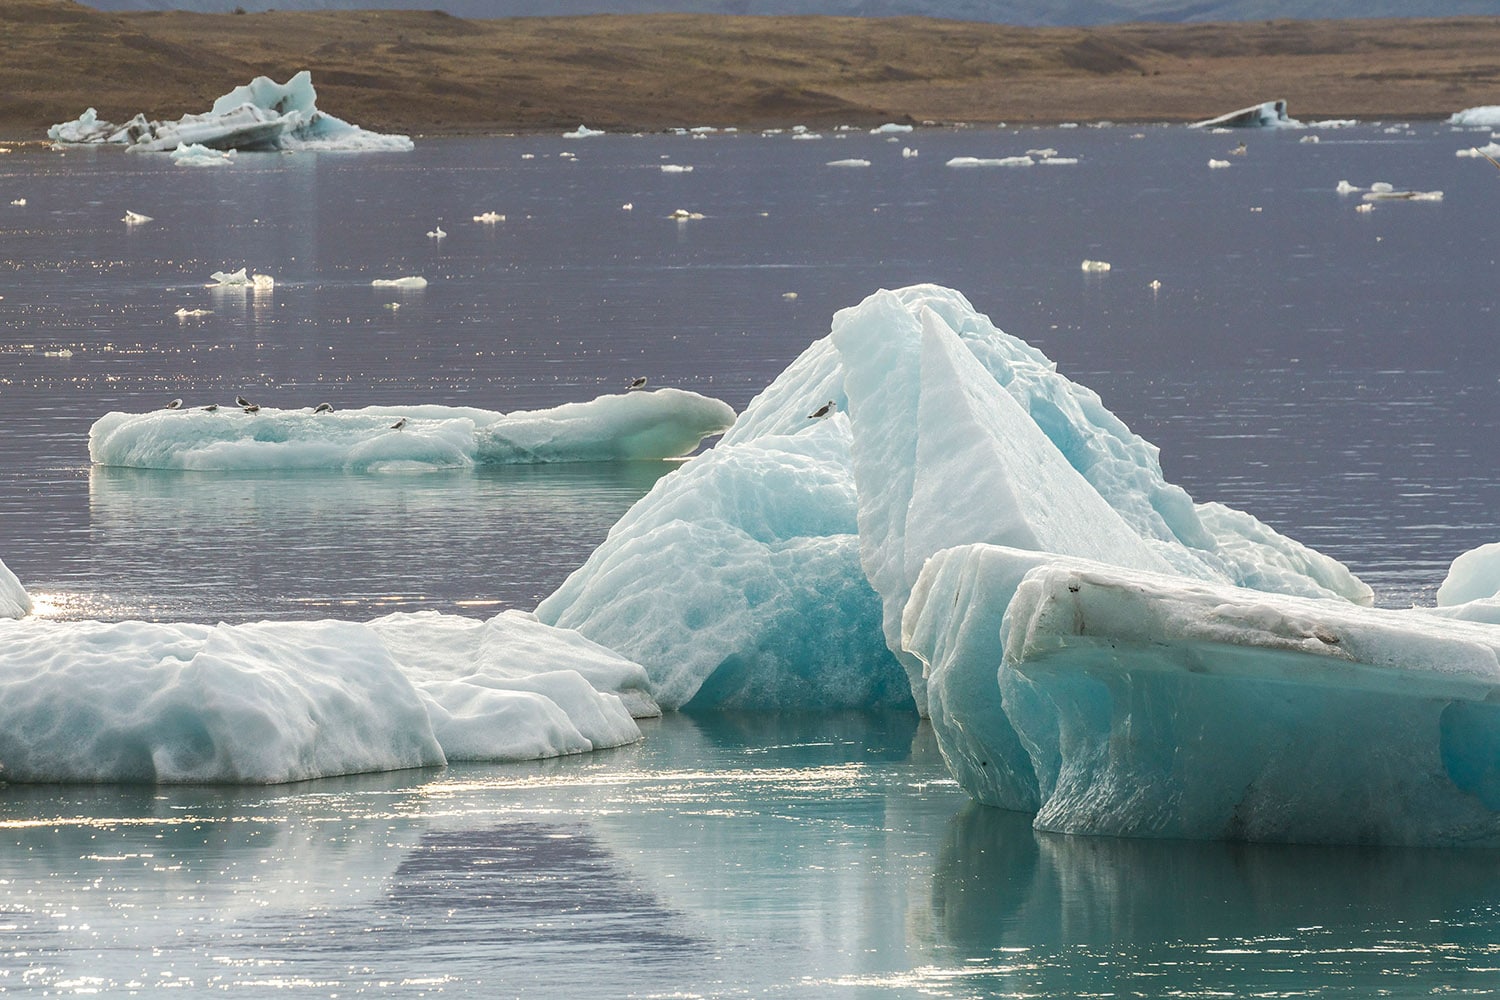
[0,609,655,784]
[48,71,412,154]
[88,390,735,471]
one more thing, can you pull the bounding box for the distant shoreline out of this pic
[3,0,1500,140]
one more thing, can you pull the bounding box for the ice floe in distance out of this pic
[473,211,505,223]
[1,556,30,619]
[1080,259,1111,272]
[0,609,655,784]
[88,389,736,471]
[905,543,1500,846]
[826,158,871,168]
[669,208,705,220]
[122,210,152,224]
[372,276,428,290]
[946,155,1033,168]
[172,143,235,167]
[209,268,273,290]
[1457,143,1500,160]
[1190,99,1298,129]
[1208,158,1232,168]
[660,164,694,173]
[49,72,411,154]
[871,123,914,134]
[564,125,605,138]
[1450,105,1500,127]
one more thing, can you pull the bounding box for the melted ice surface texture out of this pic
[0,610,655,784]
[88,390,736,471]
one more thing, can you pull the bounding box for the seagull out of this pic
[202,403,219,412]
[808,400,835,419]
[627,376,647,391]
[390,417,407,431]
[1231,141,1248,156]
[313,402,333,413]
[165,398,183,409]
[235,395,252,408]
[242,403,260,414]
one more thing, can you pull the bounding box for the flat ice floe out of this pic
[905,544,1500,846]
[88,389,736,471]
[0,609,655,784]
[539,285,1368,720]
[48,71,412,154]
[1,556,30,619]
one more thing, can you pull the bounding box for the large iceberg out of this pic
[0,609,655,784]
[1190,100,1298,129]
[48,71,412,153]
[88,390,735,471]
[1450,106,1500,128]
[1,556,31,619]
[904,543,1500,846]
[539,285,1367,716]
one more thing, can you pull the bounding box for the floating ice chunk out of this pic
[1208,158,1232,168]
[1336,179,1360,193]
[537,417,906,712]
[1300,134,1321,143]
[426,225,446,239]
[1080,259,1111,272]
[1450,106,1500,127]
[564,125,605,138]
[1363,187,1443,202]
[1149,279,1162,291]
[946,155,1032,168]
[472,211,505,223]
[669,208,705,220]
[871,123,914,134]
[902,147,919,158]
[659,164,694,173]
[52,72,411,154]
[0,609,654,784]
[0,556,30,619]
[9,198,26,206]
[88,390,735,472]
[905,543,1500,846]
[174,308,212,319]
[372,276,428,290]
[1038,156,1078,165]
[207,268,273,290]
[123,209,152,224]
[1457,143,1500,159]
[1438,542,1500,607]
[826,158,871,168]
[791,132,824,140]
[1190,100,1298,129]
[171,143,235,167]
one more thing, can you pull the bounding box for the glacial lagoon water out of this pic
[3,122,1500,995]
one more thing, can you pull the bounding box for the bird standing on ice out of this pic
[808,400,835,419]
[164,398,182,409]
[628,376,647,390]
[314,402,333,413]
[391,417,407,431]
[235,395,252,408]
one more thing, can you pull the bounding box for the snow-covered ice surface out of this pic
[88,389,736,471]
[905,543,1500,846]
[540,285,1369,721]
[1,556,30,619]
[48,71,412,153]
[0,609,654,784]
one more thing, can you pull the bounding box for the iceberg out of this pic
[538,285,1367,716]
[1,556,30,619]
[1450,106,1500,127]
[87,390,736,471]
[1438,542,1500,607]
[47,71,412,154]
[1190,100,1298,129]
[171,143,236,167]
[904,543,1500,846]
[0,609,655,785]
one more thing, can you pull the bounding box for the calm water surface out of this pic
[3,123,1500,996]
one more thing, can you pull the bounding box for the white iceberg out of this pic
[871,123,914,134]
[48,71,412,154]
[1438,542,1500,608]
[1190,100,1298,129]
[171,143,235,167]
[564,125,605,138]
[87,390,736,471]
[946,155,1033,168]
[0,610,654,784]
[372,275,428,289]
[473,211,506,223]
[1450,106,1500,127]
[1080,259,1111,272]
[659,164,694,173]
[904,543,1500,846]
[122,210,152,225]
[1,556,30,619]
[826,158,871,168]
[538,285,1367,716]
[208,268,273,290]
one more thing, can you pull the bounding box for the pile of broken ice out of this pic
[13,283,1500,847]
[540,284,1500,847]
[48,71,411,154]
[88,390,736,471]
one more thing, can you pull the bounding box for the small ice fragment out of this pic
[563,125,604,138]
[209,268,249,286]
[472,211,505,223]
[1148,279,1162,291]
[175,307,212,318]
[1208,158,1232,168]
[1356,203,1374,213]
[871,123,913,134]
[1025,147,1058,157]
[1080,259,1111,273]
[9,198,25,206]
[902,147,919,158]
[826,158,871,168]
[669,208,705,220]
[171,143,236,167]
[1300,134,1320,143]
[251,274,274,291]
[426,226,446,239]
[372,276,428,290]
[945,155,1032,168]
[660,164,694,173]
[791,132,823,141]
[1335,179,1360,193]
[1370,181,1394,193]
[621,203,633,211]
[123,210,152,224]
[1039,157,1078,165]
[521,153,535,159]
[384,302,401,310]
[782,292,798,300]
